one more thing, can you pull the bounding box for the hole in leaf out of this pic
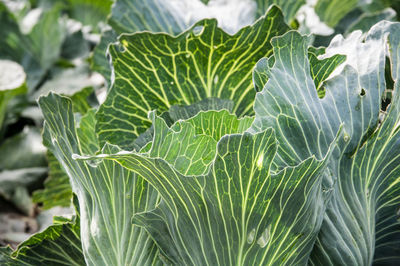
[382,56,394,111]
[360,88,366,96]
[317,86,326,98]
[192,25,204,36]
[24,223,31,233]
[117,39,128,53]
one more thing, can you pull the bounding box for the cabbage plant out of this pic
[1,7,400,266]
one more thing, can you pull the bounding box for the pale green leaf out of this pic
[33,88,98,210]
[32,108,97,210]
[132,97,235,151]
[38,93,161,266]
[251,21,400,265]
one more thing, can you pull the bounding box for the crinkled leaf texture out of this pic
[251,22,400,265]
[96,6,290,149]
[92,0,189,85]
[83,108,338,265]
[93,1,302,84]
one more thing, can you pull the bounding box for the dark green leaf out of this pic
[96,7,290,148]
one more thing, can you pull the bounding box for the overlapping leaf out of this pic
[84,108,337,265]
[148,110,253,175]
[96,7,290,148]
[252,47,346,97]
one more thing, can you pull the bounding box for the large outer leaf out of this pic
[96,7,289,148]
[33,89,98,210]
[310,22,400,265]
[85,111,336,265]
[38,93,160,266]
[252,22,400,265]
[251,28,386,168]
[369,22,400,266]
[92,1,294,85]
